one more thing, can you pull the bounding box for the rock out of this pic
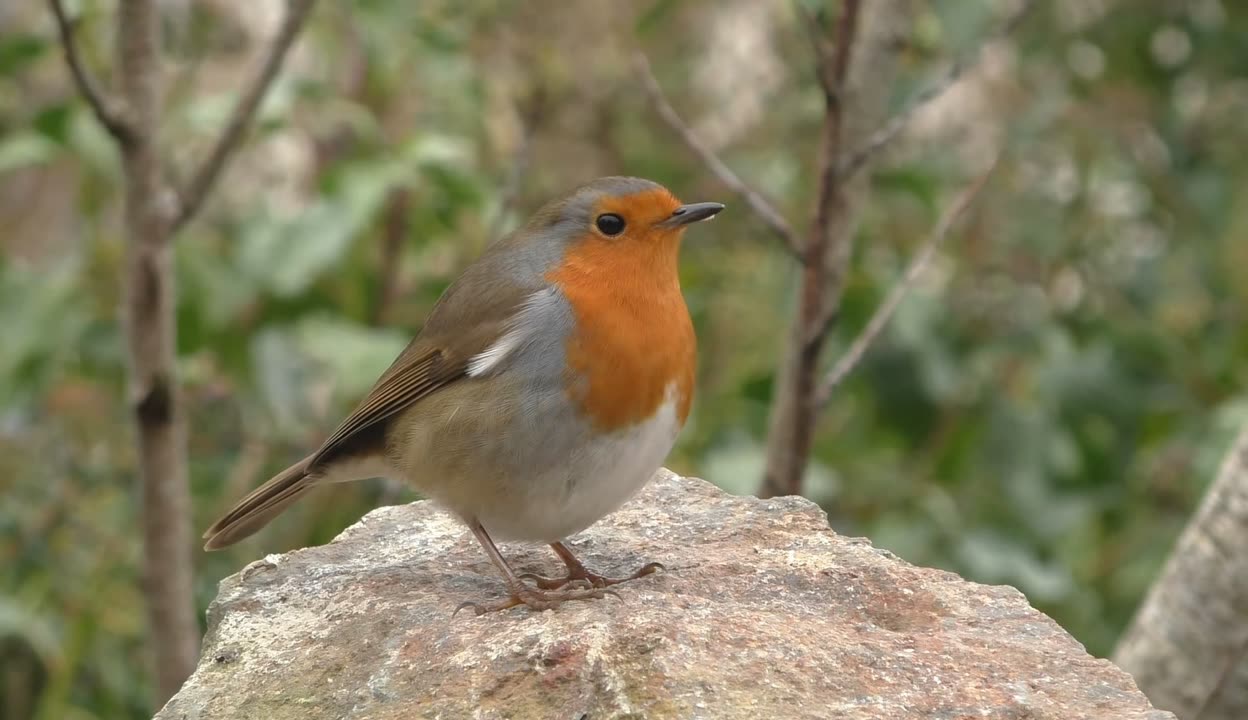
[158,471,1172,720]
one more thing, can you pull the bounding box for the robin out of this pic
[204,176,723,613]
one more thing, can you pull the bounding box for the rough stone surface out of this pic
[159,471,1172,720]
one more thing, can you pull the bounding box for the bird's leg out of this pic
[455,521,612,615]
[520,540,664,591]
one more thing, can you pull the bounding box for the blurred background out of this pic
[2,0,1246,717]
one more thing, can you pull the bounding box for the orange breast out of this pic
[548,230,695,431]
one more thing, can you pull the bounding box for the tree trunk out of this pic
[116,0,199,704]
[760,0,912,498]
[49,0,313,705]
[1114,423,1248,719]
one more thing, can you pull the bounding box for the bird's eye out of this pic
[595,213,626,236]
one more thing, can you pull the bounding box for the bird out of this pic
[203,176,724,613]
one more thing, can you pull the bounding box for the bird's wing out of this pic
[306,345,462,469]
[306,278,553,471]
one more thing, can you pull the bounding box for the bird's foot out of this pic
[519,561,664,591]
[454,584,619,616]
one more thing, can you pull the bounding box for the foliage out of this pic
[1,0,1245,716]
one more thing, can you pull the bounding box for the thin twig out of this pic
[47,0,134,144]
[798,0,860,346]
[487,89,546,243]
[835,0,1035,182]
[170,0,318,233]
[824,0,859,100]
[760,0,862,500]
[813,156,998,409]
[487,133,531,242]
[633,51,800,258]
[794,1,832,95]
[372,187,409,327]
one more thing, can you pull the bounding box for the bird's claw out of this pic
[520,561,665,590]
[452,584,611,616]
[634,561,665,577]
[518,572,592,591]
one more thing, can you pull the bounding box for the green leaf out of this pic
[413,22,463,53]
[184,92,235,135]
[636,0,683,36]
[251,327,319,436]
[179,244,259,328]
[238,203,360,297]
[294,316,408,401]
[33,103,76,144]
[0,33,48,75]
[875,167,940,211]
[403,132,474,169]
[0,133,59,173]
[0,261,88,407]
[702,439,766,496]
[955,530,1075,603]
[66,107,119,176]
[0,597,60,669]
[703,438,838,501]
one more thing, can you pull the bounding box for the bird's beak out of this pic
[659,202,725,228]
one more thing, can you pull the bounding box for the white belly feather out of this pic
[477,383,682,542]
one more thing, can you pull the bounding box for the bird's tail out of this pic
[203,456,315,550]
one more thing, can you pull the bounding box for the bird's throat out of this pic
[547,235,695,431]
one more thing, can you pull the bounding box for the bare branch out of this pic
[488,89,547,243]
[633,51,800,258]
[170,0,318,233]
[836,0,1035,182]
[824,0,860,100]
[47,0,134,144]
[793,1,832,96]
[796,0,860,346]
[760,0,863,500]
[372,188,410,327]
[814,156,998,409]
